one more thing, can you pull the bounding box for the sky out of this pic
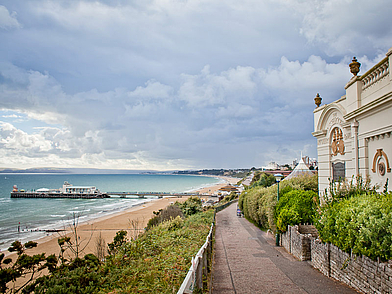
[0,0,391,171]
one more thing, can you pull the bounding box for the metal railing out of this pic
[177,199,238,293]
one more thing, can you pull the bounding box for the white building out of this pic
[262,162,279,170]
[313,47,392,196]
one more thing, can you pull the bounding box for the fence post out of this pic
[196,253,203,289]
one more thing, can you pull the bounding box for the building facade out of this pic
[313,47,392,196]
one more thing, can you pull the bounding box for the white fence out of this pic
[177,223,214,293]
[177,200,237,293]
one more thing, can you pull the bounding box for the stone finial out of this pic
[314,93,322,107]
[349,57,361,76]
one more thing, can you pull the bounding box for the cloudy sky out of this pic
[0,0,391,171]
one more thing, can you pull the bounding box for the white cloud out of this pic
[0,5,22,29]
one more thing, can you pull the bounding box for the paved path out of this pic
[212,203,359,294]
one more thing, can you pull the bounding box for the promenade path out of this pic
[212,203,359,294]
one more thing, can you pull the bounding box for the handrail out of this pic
[177,223,214,293]
[177,199,238,293]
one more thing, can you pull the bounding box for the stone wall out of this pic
[281,225,316,261]
[310,238,330,277]
[282,225,392,294]
[313,239,392,294]
[281,226,290,253]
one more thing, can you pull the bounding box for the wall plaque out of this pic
[332,162,345,182]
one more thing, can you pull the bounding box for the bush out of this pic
[275,190,318,232]
[100,209,214,293]
[316,191,392,261]
[220,192,238,204]
[146,205,184,230]
[27,208,214,293]
[239,174,318,232]
[175,197,203,216]
[249,172,276,188]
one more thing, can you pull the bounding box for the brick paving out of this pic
[212,203,359,294]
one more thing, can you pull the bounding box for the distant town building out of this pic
[262,162,279,170]
[313,47,392,196]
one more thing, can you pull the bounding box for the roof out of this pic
[285,158,314,180]
[36,188,50,192]
[218,185,239,192]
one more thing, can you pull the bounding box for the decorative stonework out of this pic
[317,138,329,145]
[362,57,389,91]
[371,148,391,174]
[379,162,386,176]
[327,113,343,130]
[331,127,345,156]
[314,93,322,108]
[349,57,361,76]
[365,131,392,142]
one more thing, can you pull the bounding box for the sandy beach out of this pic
[4,175,240,260]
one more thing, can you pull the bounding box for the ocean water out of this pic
[0,173,222,251]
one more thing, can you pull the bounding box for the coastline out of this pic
[3,175,240,259]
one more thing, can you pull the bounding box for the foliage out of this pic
[7,208,214,293]
[146,204,184,230]
[219,192,238,204]
[275,190,318,232]
[325,175,378,204]
[99,209,214,293]
[175,196,203,216]
[0,241,57,294]
[316,191,392,261]
[249,172,276,188]
[239,174,318,232]
[108,230,128,255]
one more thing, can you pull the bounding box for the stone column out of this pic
[351,119,359,176]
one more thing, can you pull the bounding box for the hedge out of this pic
[316,191,392,261]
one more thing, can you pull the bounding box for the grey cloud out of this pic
[0,0,391,169]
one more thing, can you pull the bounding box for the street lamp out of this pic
[274,173,283,246]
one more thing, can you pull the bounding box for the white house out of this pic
[313,47,392,196]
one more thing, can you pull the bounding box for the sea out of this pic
[0,173,222,251]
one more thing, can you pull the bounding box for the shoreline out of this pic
[3,175,240,259]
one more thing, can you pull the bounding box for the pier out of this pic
[106,192,215,198]
[10,192,109,199]
[11,191,215,199]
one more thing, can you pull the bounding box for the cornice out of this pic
[344,93,392,121]
[312,130,327,138]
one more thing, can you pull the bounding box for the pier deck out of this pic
[11,191,215,199]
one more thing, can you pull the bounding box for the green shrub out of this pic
[100,209,214,293]
[325,175,378,204]
[316,192,392,261]
[250,172,276,188]
[220,192,238,204]
[239,174,318,232]
[146,204,184,230]
[275,190,318,232]
[175,196,203,216]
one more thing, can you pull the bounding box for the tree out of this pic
[57,213,94,263]
[0,241,57,294]
[108,230,127,256]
